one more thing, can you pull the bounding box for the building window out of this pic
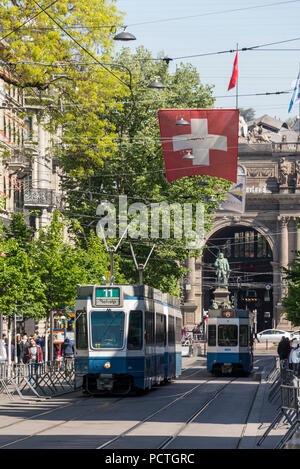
[233,230,270,259]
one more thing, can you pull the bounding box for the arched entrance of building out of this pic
[202,225,273,333]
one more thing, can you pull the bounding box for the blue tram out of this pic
[74,284,182,395]
[207,308,254,376]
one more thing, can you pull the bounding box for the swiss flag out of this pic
[158,109,239,184]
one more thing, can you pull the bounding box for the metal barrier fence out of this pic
[257,383,300,449]
[257,358,300,448]
[0,359,78,400]
[267,358,297,405]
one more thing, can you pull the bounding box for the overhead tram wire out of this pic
[2,0,298,34]
[125,0,300,27]
[31,0,133,92]
[59,201,300,247]
[136,35,300,63]
[0,0,59,42]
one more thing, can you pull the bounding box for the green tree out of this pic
[282,259,300,326]
[239,108,255,122]
[0,0,127,167]
[0,213,46,318]
[32,210,87,314]
[58,46,232,295]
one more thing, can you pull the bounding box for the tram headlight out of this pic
[104,361,111,369]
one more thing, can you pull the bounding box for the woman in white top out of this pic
[290,340,300,377]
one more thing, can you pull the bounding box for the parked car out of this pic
[291,331,300,339]
[256,329,293,343]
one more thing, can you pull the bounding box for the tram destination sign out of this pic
[93,286,122,307]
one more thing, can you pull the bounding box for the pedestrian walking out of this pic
[289,338,297,370]
[5,338,15,363]
[26,338,43,385]
[290,341,300,377]
[278,336,290,360]
[33,333,45,358]
[21,334,29,363]
[61,337,74,375]
[0,338,7,363]
[55,344,63,369]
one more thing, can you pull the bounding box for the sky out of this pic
[114,0,300,123]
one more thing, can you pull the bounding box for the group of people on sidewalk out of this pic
[0,333,74,367]
[278,336,300,377]
[0,333,44,364]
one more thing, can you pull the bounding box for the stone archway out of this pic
[201,222,275,332]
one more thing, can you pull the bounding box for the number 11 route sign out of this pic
[158,109,239,184]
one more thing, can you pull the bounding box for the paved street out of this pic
[0,348,289,450]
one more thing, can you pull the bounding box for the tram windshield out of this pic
[91,310,125,349]
[218,325,238,347]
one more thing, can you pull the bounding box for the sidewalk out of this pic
[240,345,289,449]
[253,340,278,354]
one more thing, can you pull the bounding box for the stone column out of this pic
[296,219,300,253]
[182,257,197,327]
[186,257,196,303]
[280,216,289,269]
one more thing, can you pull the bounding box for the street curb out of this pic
[238,367,275,448]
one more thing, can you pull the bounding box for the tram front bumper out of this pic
[96,374,114,391]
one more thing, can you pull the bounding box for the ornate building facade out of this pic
[0,41,63,337]
[182,116,300,333]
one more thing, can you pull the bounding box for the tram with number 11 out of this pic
[74,284,182,395]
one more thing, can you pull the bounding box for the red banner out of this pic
[158,109,239,183]
[228,51,238,91]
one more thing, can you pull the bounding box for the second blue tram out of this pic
[207,308,254,376]
[74,284,182,395]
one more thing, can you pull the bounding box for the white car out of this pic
[256,329,293,343]
[291,331,300,339]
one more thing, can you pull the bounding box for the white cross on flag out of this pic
[158,109,239,183]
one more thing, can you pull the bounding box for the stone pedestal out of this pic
[279,185,289,193]
[213,288,231,308]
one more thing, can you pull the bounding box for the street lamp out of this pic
[182,151,194,160]
[0,60,167,92]
[176,117,189,126]
[113,27,136,41]
[148,77,165,89]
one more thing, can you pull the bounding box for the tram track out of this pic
[235,378,261,449]
[0,395,123,448]
[96,376,220,450]
[0,359,203,444]
[0,360,206,449]
[158,377,261,450]
[0,359,262,449]
[157,377,237,449]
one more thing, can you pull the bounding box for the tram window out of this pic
[218,325,238,347]
[175,318,182,344]
[156,313,166,347]
[91,310,124,349]
[145,311,154,345]
[75,310,88,349]
[127,311,143,350]
[208,325,216,346]
[239,325,249,347]
[168,316,175,345]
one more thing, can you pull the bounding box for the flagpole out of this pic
[236,43,239,109]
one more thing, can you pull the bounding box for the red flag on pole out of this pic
[158,109,239,184]
[228,50,238,91]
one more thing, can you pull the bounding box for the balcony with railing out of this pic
[23,188,56,207]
